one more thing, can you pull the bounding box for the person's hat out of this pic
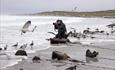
[56,20,63,23]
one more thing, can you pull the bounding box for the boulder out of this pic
[86,49,98,58]
[52,51,70,60]
[32,56,41,63]
[15,50,27,56]
[0,48,2,50]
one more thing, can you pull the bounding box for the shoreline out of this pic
[2,10,115,18]
[1,15,115,20]
[32,10,115,18]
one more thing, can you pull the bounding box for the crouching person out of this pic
[53,20,67,39]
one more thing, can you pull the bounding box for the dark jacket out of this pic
[58,23,67,34]
[56,23,67,39]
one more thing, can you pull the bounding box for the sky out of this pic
[0,0,115,14]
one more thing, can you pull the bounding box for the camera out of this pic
[53,23,58,29]
[53,23,56,25]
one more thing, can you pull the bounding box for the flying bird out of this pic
[21,21,37,35]
[30,41,34,49]
[21,21,31,35]
[4,45,8,50]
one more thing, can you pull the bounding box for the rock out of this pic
[106,33,109,35]
[65,65,77,70]
[86,49,99,58]
[52,51,70,60]
[50,38,68,44]
[32,56,41,63]
[92,51,99,57]
[100,30,104,33]
[15,50,27,56]
[0,48,2,50]
[20,68,24,70]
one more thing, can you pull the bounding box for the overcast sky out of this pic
[0,0,115,14]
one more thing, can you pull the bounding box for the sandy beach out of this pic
[1,41,115,70]
[0,15,115,70]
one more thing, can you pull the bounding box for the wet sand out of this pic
[2,41,115,70]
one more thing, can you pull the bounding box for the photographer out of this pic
[53,20,67,39]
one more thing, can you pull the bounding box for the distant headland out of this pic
[31,10,115,18]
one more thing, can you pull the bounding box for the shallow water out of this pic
[0,15,115,69]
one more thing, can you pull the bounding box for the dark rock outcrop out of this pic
[32,56,41,63]
[86,49,99,58]
[0,48,2,50]
[15,50,27,56]
[52,51,70,60]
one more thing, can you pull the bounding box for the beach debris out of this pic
[15,49,27,56]
[65,65,77,70]
[21,21,31,35]
[86,49,99,58]
[12,42,18,47]
[32,56,41,63]
[52,51,70,60]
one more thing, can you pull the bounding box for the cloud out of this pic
[0,0,115,14]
